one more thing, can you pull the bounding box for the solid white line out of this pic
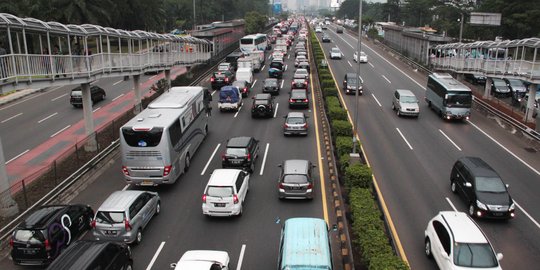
[236,244,247,270]
[347,60,352,67]
[261,65,265,71]
[211,90,216,96]
[92,107,101,113]
[515,201,540,229]
[150,75,157,80]
[396,128,413,150]
[273,103,279,118]
[145,241,165,270]
[50,125,71,138]
[285,65,288,71]
[1,113,23,123]
[51,93,67,101]
[467,120,540,175]
[445,197,458,212]
[382,75,391,84]
[201,144,221,175]
[112,93,124,101]
[113,79,123,86]
[37,112,58,123]
[234,105,243,118]
[251,79,257,89]
[259,143,270,175]
[122,184,130,191]
[371,94,382,107]
[268,55,271,60]
[438,129,462,151]
[280,79,284,89]
[287,54,290,59]
[368,62,374,68]
[6,149,29,164]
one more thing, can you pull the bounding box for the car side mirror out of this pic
[277,164,282,167]
[497,253,503,261]
[505,184,509,188]
[464,182,472,188]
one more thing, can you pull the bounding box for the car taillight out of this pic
[202,194,207,203]
[225,77,229,82]
[307,183,313,189]
[122,166,130,176]
[210,77,215,82]
[247,153,251,161]
[124,219,132,231]
[45,239,51,251]
[303,99,308,102]
[91,219,96,228]
[233,195,239,204]
[9,238,13,247]
[221,154,226,161]
[279,183,285,189]
[289,98,294,103]
[243,87,247,93]
[163,165,172,177]
[303,123,308,128]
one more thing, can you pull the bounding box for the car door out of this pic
[65,205,86,238]
[432,221,452,269]
[251,139,259,161]
[138,193,153,227]
[454,162,468,197]
[237,172,249,202]
[128,196,144,231]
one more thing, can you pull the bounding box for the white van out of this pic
[235,68,254,87]
[202,169,250,217]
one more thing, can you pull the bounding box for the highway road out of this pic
[0,29,340,269]
[318,24,540,269]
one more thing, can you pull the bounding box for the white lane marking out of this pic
[382,75,391,84]
[145,241,165,270]
[0,86,64,112]
[6,149,29,164]
[467,120,540,176]
[287,54,290,59]
[251,79,257,89]
[347,60,352,67]
[268,55,272,60]
[112,93,124,101]
[51,93,67,101]
[280,79,284,89]
[368,62,374,68]
[92,107,101,113]
[236,244,247,270]
[446,197,458,212]
[50,125,71,138]
[438,129,462,151]
[515,201,540,229]
[150,75,157,80]
[234,105,243,118]
[396,128,413,150]
[37,112,58,123]
[261,65,265,71]
[273,103,279,118]
[259,143,270,175]
[285,65,288,71]
[113,79,123,86]
[371,94,382,107]
[1,112,23,123]
[201,144,221,175]
[122,184,130,191]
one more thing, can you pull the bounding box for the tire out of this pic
[135,229,142,245]
[391,103,395,110]
[126,264,133,270]
[396,109,401,116]
[249,162,255,173]
[469,204,476,217]
[155,202,161,215]
[184,154,190,173]
[427,101,432,108]
[451,181,457,193]
[425,238,433,258]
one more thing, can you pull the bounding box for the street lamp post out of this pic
[193,0,196,32]
[352,0,363,154]
[459,12,464,43]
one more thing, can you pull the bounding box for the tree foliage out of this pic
[245,11,267,34]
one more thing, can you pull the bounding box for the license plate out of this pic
[493,212,503,216]
[141,180,154,186]
[290,186,302,190]
[105,230,117,235]
[214,203,226,207]
[231,160,242,164]
[23,249,37,255]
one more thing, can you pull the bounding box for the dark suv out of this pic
[450,157,515,219]
[288,89,309,109]
[210,71,234,90]
[45,240,132,270]
[10,204,94,266]
[263,78,280,95]
[278,159,315,199]
[70,86,106,108]
[222,136,259,172]
[251,94,275,118]
[343,73,362,95]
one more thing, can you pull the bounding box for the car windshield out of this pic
[283,174,308,184]
[507,79,522,87]
[265,80,278,86]
[71,90,82,96]
[287,117,305,124]
[401,96,418,103]
[207,186,233,197]
[95,211,125,224]
[476,177,507,193]
[446,92,472,108]
[454,243,498,267]
[13,229,45,244]
[291,91,306,99]
[270,62,283,69]
[331,48,340,53]
[226,147,247,156]
[360,52,366,57]
[493,80,506,86]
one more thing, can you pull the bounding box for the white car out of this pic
[329,47,342,59]
[202,169,249,217]
[315,26,322,33]
[425,211,503,270]
[172,250,230,270]
[353,51,368,63]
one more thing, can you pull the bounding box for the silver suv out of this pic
[392,89,419,117]
[278,159,315,199]
[92,190,160,245]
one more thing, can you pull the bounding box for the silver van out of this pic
[392,89,419,117]
[278,159,315,199]
[92,190,160,244]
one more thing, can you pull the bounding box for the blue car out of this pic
[268,61,284,79]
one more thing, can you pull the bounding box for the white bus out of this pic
[426,73,472,120]
[120,86,208,185]
[239,34,267,54]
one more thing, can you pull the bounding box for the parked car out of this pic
[490,77,511,97]
[210,71,234,90]
[263,78,280,95]
[392,89,420,117]
[45,240,132,270]
[321,34,331,43]
[283,112,309,136]
[450,157,515,219]
[278,159,315,199]
[172,250,230,270]
[251,93,275,118]
[10,204,94,266]
[92,190,160,245]
[425,211,503,269]
[202,169,250,217]
[504,78,527,104]
[232,80,250,97]
[353,51,367,63]
[289,89,309,109]
[222,136,259,172]
[464,73,486,85]
[218,86,243,112]
[343,73,362,95]
[70,85,106,108]
[329,47,343,59]
[520,91,539,118]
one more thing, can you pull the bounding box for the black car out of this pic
[289,89,309,109]
[321,34,331,43]
[263,78,280,95]
[504,78,527,104]
[450,157,515,219]
[232,80,250,97]
[490,77,511,97]
[222,136,259,172]
[45,240,132,270]
[343,73,362,95]
[464,73,486,85]
[70,85,106,108]
[225,52,244,71]
[10,204,94,266]
[291,78,308,90]
[251,93,275,118]
[211,71,234,90]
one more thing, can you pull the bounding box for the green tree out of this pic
[245,11,266,34]
[54,0,114,26]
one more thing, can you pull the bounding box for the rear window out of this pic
[71,90,82,96]
[283,174,308,184]
[207,186,234,197]
[255,100,269,105]
[122,127,163,147]
[226,147,247,156]
[95,211,125,224]
[291,91,306,99]
[13,229,45,244]
[240,38,253,45]
[265,80,278,86]
[287,117,305,124]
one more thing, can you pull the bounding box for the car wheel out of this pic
[427,101,432,108]
[135,229,142,245]
[126,264,133,270]
[391,103,395,110]
[249,162,255,173]
[396,109,400,116]
[155,202,161,215]
[469,204,476,217]
[184,154,191,173]
[451,181,457,193]
[425,238,433,258]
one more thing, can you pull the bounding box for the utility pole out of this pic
[352,0,363,156]
[459,12,464,43]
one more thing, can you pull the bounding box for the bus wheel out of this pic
[427,101,432,109]
[184,154,191,173]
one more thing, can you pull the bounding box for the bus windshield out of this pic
[446,92,472,108]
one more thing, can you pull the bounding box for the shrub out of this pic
[321,79,335,89]
[335,136,353,157]
[369,254,410,270]
[339,153,351,173]
[345,164,372,189]
[326,96,340,108]
[323,86,339,98]
[332,120,353,137]
[319,72,333,82]
[327,104,348,121]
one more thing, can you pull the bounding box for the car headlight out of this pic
[509,202,515,211]
[476,200,488,210]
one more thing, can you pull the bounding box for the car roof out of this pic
[178,250,229,266]
[255,93,272,99]
[286,112,305,118]
[458,156,499,178]
[18,205,69,229]
[438,211,489,244]
[98,190,148,212]
[227,136,253,147]
[47,240,118,269]
[396,89,415,96]
[208,169,242,186]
